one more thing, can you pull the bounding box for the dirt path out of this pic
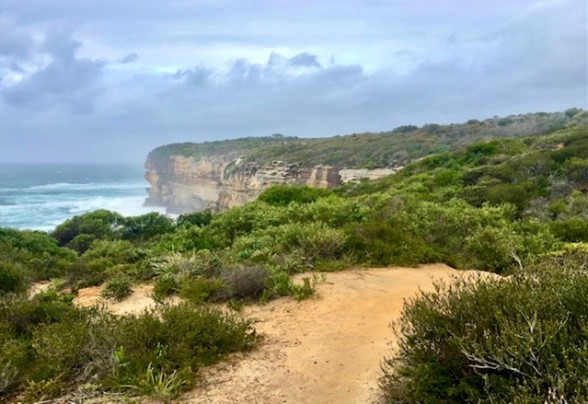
[72,264,490,403]
[181,264,489,404]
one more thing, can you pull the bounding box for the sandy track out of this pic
[181,264,489,404]
[71,264,489,403]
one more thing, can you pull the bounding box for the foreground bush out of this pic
[381,265,588,403]
[0,297,258,401]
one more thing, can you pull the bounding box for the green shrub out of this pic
[215,266,269,300]
[262,271,294,301]
[258,185,332,206]
[111,303,258,389]
[101,276,133,301]
[34,289,75,305]
[261,271,321,302]
[0,333,28,395]
[179,277,223,303]
[121,212,175,241]
[176,210,212,228]
[30,313,115,385]
[0,298,258,401]
[290,276,317,301]
[290,195,366,227]
[280,222,347,267]
[152,251,225,301]
[0,230,76,281]
[461,226,521,272]
[152,274,179,302]
[127,363,189,400]
[0,296,84,339]
[534,243,588,271]
[52,210,124,252]
[0,262,27,295]
[0,298,113,400]
[201,202,290,248]
[346,217,438,266]
[153,251,222,279]
[227,220,348,274]
[83,239,138,264]
[69,234,97,254]
[550,218,588,242]
[381,266,588,402]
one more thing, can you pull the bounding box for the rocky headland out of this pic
[144,150,397,213]
[144,110,584,213]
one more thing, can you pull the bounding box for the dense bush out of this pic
[176,210,213,228]
[0,297,258,401]
[0,262,28,295]
[258,185,332,206]
[200,202,290,248]
[381,265,588,402]
[231,222,347,271]
[549,218,588,242]
[0,229,76,280]
[110,303,257,393]
[214,266,269,300]
[52,209,124,252]
[101,275,133,301]
[151,251,224,301]
[121,212,175,241]
[345,195,552,273]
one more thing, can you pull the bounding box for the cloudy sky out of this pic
[0,0,586,163]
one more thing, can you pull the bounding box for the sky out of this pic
[0,0,586,163]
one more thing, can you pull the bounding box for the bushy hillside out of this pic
[1,122,587,401]
[148,109,587,170]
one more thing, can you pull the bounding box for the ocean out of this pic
[0,163,165,232]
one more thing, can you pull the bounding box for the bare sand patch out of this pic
[74,283,162,315]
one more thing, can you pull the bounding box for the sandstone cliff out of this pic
[144,152,397,214]
[144,111,585,213]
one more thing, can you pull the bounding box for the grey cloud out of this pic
[172,66,211,87]
[120,53,138,64]
[289,53,321,68]
[0,17,33,59]
[227,58,264,85]
[2,29,106,113]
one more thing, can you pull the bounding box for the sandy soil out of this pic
[181,264,490,404]
[74,283,165,315]
[28,280,52,298]
[70,264,491,403]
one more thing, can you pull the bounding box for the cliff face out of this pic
[145,153,398,214]
[145,154,354,213]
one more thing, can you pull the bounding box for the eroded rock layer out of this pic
[145,153,398,214]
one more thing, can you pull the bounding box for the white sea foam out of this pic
[28,181,147,191]
[0,179,165,231]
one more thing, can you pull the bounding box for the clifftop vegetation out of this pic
[148,108,587,170]
[1,118,587,402]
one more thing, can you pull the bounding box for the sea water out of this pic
[0,163,165,231]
